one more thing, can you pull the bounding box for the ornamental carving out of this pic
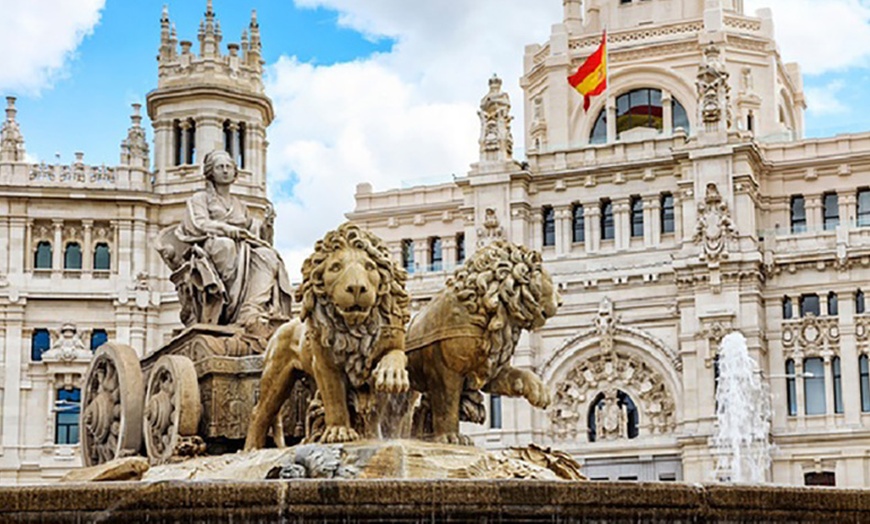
[782,314,840,358]
[696,44,732,129]
[476,207,504,247]
[549,351,676,441]
[594,297,618,354]
[693,183,736,263]
[43,323,91,362]
[594,388,628,441]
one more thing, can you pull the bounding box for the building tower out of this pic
[146,1,273,200]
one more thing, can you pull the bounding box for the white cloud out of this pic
[745,0,870,75]
[804,79,848,116]
[266,1,561,277]
[0,0,105,93]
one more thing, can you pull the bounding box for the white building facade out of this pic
[349,0,870,486]
[0,2,272,483]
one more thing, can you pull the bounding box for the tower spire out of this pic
[159,5,176,62]
[1,97,26,162]
[198,0,220,58]
[247,10,262,70]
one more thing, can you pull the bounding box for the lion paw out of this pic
[320,425,360,443]
[513,372,551,409]
[373,350,410,393]
[433,432,474,446]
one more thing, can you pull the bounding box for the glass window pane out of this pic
[402,239,414,274]
[543,207,556,246]
[490,394,502,429]
[64,243,82,270]
[833,357,843,414]
[791,195,806,233]
[35,241,52,269]
[860,355,870,412]
[456,233,465,264]
[800,294,820,317]
[823,193,839,231]
[828,292,838,316]
[804,358,826,415]
[573,205,585,243]
[601,200,614,240]
[91,329,108,351]
[782,297,793,319]
[858,290,866,314]
[93,243,111,271]
[786,359,797,416]
[31,329,51,361]
[673,100,690,134]
[429,237,442,271]
[858,189,870,227]
[590,110,607,144]
[661,193,674,234]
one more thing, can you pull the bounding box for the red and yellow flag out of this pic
[568,30,607,111]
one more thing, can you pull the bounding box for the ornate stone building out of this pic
[349,0,870,486]
[0,2,273,483]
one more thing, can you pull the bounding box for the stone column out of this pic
[82,220,93,275]
[413,239,427,274]
[228,121,239,163]
[9,217,26,274]
[530,212,543,251]
[662,91,674,137]
[179,121,191,165]
[152,120,172,175]
[22,218,31,272]
[613,199,630,251]
[197,116,223,160]
[44,375,56,447]
[587,205,600,253]
[0,215,8,275]
[555,206,571,256]
[805,195,822,233]
[117,219,132,280]
[52,220,63,273]
[132,213,147,277]
[606,96,617,143]
[840,296,860,425]
[823,356,835,423]
[650,196,662,246]
[794,358,806,429]
[1,305,24,461]
[840,193,856,227]
[442,235,457,272]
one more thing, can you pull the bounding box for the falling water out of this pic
[713,331,772,483]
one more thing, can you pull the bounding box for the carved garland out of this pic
[781,314,840,360]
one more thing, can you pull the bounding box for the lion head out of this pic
[448,241,561,372]
[297,222,410,387]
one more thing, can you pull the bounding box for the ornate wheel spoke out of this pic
[80,343,144,467]
[144,355,201,465]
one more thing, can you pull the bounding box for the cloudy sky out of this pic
[1,0,869,277]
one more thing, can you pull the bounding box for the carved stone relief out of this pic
[693,183,736,264]
[43,323,92,362]
[696,44,732,130]
[549,350,676,442]
[478,75,513,162]
[782,314,840,359]
[593,388,628,441]
[476,207,504,247]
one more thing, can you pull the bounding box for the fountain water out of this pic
[713,331,772,483]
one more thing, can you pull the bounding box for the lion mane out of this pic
[447,240,548,376]
[296,222,410,388]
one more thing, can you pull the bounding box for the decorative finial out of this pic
[250,9,259,27]
[161,4,169,23]
[131,103,142,125]
[5,97,16,121]
[206,0,214,16]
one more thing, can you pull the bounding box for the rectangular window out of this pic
[833,357,843,414]
[401,239,414,274]
[790,195,806,233]
[55,388,81,445]
[31,328,51,362]
[661,193,675,234]
[799,294,820,317]
[858,188,870,227]
[489,394,502,429]
[782,296,793,319]
[828,292,838,316]
[429,237,442,272]
[804,357,826,415]
[858,289,866,314]
[860,355,870,413]
[601,199,614,240]
[786,359,797,416]
[456,233,465,265]
[630,196,644,238]
[90,329,108,351]
[542,206,556,247]
[572,204,585,243]
[823,192,839,231]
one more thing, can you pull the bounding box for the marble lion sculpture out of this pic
[405,240,561,445]
[245,222,410,448]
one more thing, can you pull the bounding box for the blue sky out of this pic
[1,0,869,274]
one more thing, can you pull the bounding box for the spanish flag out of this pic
[568,30,607,111]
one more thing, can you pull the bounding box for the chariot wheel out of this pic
[143,355,202,464]
[80,342,144,467]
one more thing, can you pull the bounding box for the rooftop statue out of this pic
[156,150,292,337]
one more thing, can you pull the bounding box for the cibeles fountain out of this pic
[4,154,869,521]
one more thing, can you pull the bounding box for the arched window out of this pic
[91,329,108,351]
[34,241,52,269]
[56,388,81,445]
[64,242,82,270]
[587,390,638,442]
[93,243,111,271]
[589,89,690,144]
[31,328,51,361]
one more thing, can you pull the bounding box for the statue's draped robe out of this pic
[175,185,293,325]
